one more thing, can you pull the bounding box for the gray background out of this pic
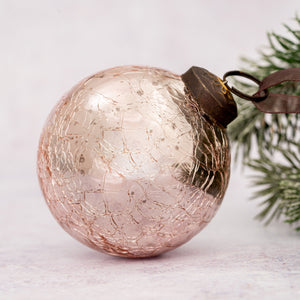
[1,1,299,299]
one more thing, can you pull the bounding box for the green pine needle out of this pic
[228,16,300,231]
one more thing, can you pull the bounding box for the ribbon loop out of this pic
[253,68,300,113]
[224,68,300,114]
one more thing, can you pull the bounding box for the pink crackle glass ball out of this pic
[37,66,230,258]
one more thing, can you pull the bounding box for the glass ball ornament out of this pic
[37,65,235,258]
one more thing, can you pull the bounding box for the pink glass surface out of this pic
[37,66,230,257]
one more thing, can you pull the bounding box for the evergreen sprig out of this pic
[228,16,300,231]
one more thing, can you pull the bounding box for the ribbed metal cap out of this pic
[181,66,237,128]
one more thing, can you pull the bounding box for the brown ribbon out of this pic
[253,68,300,113]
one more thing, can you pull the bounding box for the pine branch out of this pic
[228,16,300,231]
[248,153,300,231]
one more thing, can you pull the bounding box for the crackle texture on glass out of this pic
[37,66,231,258]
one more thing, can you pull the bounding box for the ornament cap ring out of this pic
[223,70,269,102]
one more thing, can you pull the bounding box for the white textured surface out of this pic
[1,0,300,299]
[1,178,300,300]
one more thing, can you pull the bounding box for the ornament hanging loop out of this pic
[223,71,269,102]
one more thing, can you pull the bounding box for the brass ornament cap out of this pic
[182,66,238,128]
